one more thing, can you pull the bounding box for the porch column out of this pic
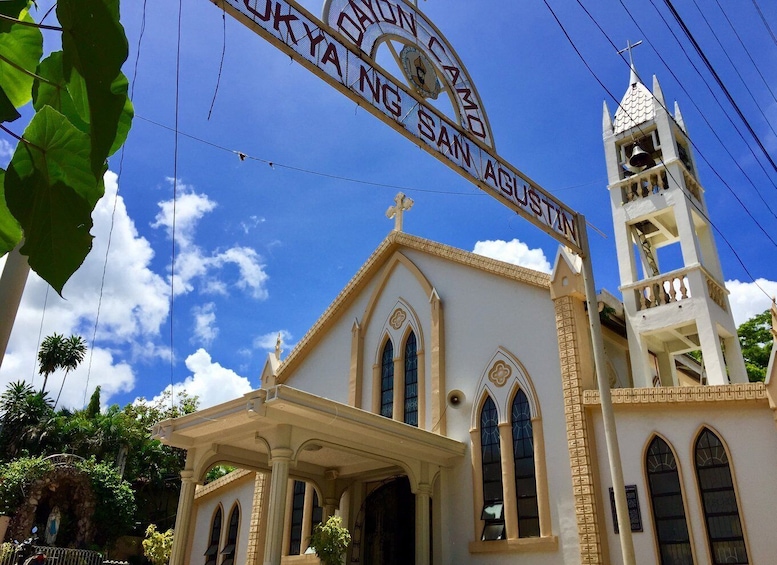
[415,482,432,565]
[323,469,340,520]
[169,469,197,565]
[264,448,293,565]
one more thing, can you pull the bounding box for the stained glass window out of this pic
[380,340,394,418]
[480,396,504,540]
[204,506,222,565]
[511,390,539,538]
[220,504,239,565]
[646,437,693,564]
[695,429,748,564]
[404,332,418,426]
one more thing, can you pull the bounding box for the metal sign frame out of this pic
[214,0,583,254]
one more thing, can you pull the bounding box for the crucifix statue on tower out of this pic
[386,192,414,232]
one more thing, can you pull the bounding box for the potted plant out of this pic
[308,516,351,565]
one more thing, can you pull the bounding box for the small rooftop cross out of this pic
[617,39,643,66]
[386,192,414,232]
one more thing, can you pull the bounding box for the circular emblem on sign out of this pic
[488,360,512,387]
[400,45,441,100]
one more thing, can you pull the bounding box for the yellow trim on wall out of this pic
[583,383,767,406]
[553,295,605,564]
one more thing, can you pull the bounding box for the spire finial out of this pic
[386,192,414,232]
[275,333,282,360]
[618,40,643,86]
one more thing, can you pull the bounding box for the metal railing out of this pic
[0,545,103,565]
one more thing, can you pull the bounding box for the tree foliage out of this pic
[738,309,772,382]
[0,0,133,294]
[142,524,174,565]
[76,457,136,546]
[0,381,199,537]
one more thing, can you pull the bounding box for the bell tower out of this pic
[602,63,747,387]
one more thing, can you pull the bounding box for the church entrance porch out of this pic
[155,385,465,565]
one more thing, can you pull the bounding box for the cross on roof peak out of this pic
[386,192,414,232]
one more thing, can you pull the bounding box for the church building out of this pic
[153,43,777,565]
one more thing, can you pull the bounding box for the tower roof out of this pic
[612,65,655,134]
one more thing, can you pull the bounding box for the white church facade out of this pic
[153,43,777,565]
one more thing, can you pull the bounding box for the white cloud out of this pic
[0,171,167,409]
[253,330,293,353]
[147,349,253,409]
[725,278,777,326]
[191,303,218,346]
[240,215,265,234]
[152,182,270,300]
[151,178,216,248]
[0,138,14,166]
[472,238,552,273]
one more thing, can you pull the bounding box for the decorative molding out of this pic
[488,360,512,387]
[245,472,266,565]
[583,383,767,406]
[553,295,604,564]
[390,308,407,330]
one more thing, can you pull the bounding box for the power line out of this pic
[614,0,777,224]
[662,0,777,178]
[713,0,777,109]
[751,0,777,49]
[688,0,777,141]
[543,0,773,301]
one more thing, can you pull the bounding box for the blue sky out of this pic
[1,0,776,410]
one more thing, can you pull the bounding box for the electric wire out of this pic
[637,0,777,198]
[613,0,777,224]
[600,0,777,223]
[687,0,777,141]
[713,0,777,109]
[83,0,150,407]
[207,2,227,120]
[30,286,49,387]
[662,0,777,178]
[751,0,777,49]
[170,0,183,409]
[544,0,773,301]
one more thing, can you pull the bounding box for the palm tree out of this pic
[37,333,65,394]
[53,335,87,409]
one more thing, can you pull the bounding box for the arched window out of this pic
[695,429,748,564]
[480,396,504,540]
[204,506,222,565]
[511,389,539,538]
[289,480,306,555]
[380,340,394,418]
[646,436,692,564]
[221,504,239,565]
[404,331,418,426]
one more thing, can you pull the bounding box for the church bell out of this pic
[629,144,654,168]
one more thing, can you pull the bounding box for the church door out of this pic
[363,477,415,565]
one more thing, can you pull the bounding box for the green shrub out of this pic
[0,457,53,515]
[142,524,174,565]
[309,516,351,565]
